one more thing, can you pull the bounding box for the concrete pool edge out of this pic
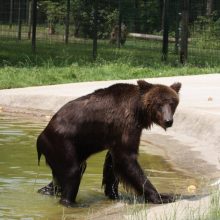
[0,74,219,170]
[0,74,220,219]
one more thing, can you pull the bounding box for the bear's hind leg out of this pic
[38,173,61,196]
[59,161,87,207]
[38,181,54,195]
[102,151,119,200]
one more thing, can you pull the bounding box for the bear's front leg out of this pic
[113,151,175,204]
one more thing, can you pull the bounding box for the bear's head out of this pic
[138,80,181,130]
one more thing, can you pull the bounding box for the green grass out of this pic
[121,191,220,220]
[205,190,220,220]
[0,38,220,89]
[129,188,220,220]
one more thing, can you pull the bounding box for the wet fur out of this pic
[37,80,181,206]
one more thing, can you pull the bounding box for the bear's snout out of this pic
[164,119,173,128]
[161,104,173,128]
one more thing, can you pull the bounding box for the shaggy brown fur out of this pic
[37,80,181,207]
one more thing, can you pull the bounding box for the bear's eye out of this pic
[157,103,163,109]
[170,102,176,110]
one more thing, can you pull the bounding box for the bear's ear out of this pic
[137,80,153,92]
[170,82,181,94]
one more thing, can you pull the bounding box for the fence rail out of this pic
[0,0,220,66]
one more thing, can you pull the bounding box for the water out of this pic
[0,112,203,219]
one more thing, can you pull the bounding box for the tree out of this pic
[65,0,70,44]
[28,0,32,39]
[92,0,98,60]
[180,0,189,64]
[134,0,140,33]
[162,0,169,61]
[32,0,37,53]
[39,0,65,34]
[17,0,22,40]
[206,0,213,16]
[117,0,122,48]
[9,0,13,28]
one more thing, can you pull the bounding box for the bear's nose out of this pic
[164,119,173,128]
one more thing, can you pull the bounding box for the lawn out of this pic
[0,38,220,89]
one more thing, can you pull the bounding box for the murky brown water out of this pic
[0,112,205,219]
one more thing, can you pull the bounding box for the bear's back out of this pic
[45,83,140,139]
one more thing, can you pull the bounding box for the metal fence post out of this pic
[17,0,22,40]
[65,0,70,44]
[32,0,37,53]
[9,0,13,28]
[180,0,189,64]
[92,0,98,60]
[117,0,122,49]
[162,0,169,61]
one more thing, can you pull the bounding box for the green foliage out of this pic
[141,0,162,33]
[39,0,66,27]
[191,12,220,49]
[70,0,119,39]
[32,0,220,43]
[208,190,220,219]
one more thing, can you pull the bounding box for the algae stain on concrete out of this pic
[0,113,205,219]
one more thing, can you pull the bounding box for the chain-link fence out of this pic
[0,0,220,66]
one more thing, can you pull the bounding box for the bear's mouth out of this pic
[164,119,173,128]
[159,119,173,130]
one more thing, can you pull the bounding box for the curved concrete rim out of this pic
[0,73,220,219]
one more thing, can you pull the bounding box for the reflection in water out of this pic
[0,113,202,219]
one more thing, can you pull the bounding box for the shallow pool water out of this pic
[0,112,203,219]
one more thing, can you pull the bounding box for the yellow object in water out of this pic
[187,185,196,193]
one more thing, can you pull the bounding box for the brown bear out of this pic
[37,80,181,207]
